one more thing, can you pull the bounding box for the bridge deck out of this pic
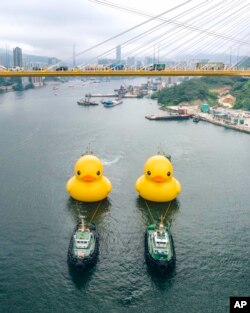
[0,70,249,77]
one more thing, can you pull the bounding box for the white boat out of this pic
[102,98,123,107]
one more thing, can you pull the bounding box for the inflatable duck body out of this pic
[135,155,181,202]
[66,154,112,202]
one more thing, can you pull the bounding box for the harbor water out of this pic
[0,78,249,313]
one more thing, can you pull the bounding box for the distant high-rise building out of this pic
[5,46,11,67]
[73,44,76,67]
[116,45,121,62]
[13,47,22,67]
[48,57,58,65]
[145,57,154,66]
[98,58,114,65]
[127,57,135,66]
[136,60,142,68]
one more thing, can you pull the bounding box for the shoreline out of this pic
[198,113,250,134]
[163,105,250,135]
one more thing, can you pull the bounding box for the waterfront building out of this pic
[32,77,44,87]
[13,47,22,67]
[21,77,30,88]
[4,47,11,67]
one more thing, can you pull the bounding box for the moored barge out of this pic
[145,113,190,120]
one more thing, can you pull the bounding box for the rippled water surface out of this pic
[0,78,249,313]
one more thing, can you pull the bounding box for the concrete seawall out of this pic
[199,114,250,134]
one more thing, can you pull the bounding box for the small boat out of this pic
[77,97,99,106]
[114,85,127,97]
[145,217,176,273]
[193,115,200,123]
[81,145,94,156]
[67,215,99,271]
[102,98,123,107]
[157,145,171,161]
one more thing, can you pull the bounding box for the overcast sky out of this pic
[0,0,249,64]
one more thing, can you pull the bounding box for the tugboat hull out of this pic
[67,236,99,271]
[67,224,99,271]
[145,231,176,273]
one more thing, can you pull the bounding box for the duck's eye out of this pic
[167,172,171,176]
[77,170,81,175]
[96,171,100,176]
[147,170,151,176]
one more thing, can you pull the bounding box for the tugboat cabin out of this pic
[151,230,169,257]
[74,231,92,249]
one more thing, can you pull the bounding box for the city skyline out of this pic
[1,45,245,69]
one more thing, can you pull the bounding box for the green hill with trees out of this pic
[238,57,250,68]
[154,76,250,111]
[231,79,250,110]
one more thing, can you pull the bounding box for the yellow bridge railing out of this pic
[0,69,250,77]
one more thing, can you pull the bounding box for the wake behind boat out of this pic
[67,215,99,271]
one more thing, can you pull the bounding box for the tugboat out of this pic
[77,94,98,106]
[67,215,99,271]
[145,216,176,273]
[157,145,171,161]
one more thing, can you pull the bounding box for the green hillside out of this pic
[231,79,250,110]
[154,76,250,110]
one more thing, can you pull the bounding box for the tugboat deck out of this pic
[75,231,90,240]
[147,226,174,261]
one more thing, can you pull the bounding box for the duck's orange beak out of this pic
[152,175,165,183]
[82,175,95,182]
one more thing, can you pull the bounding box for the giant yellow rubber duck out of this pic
[66,154,112,202]
[135,155,181,202]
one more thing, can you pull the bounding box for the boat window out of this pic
[155,249,167,255]
[76,240,86,244]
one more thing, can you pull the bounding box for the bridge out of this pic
[0,69,249,77]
